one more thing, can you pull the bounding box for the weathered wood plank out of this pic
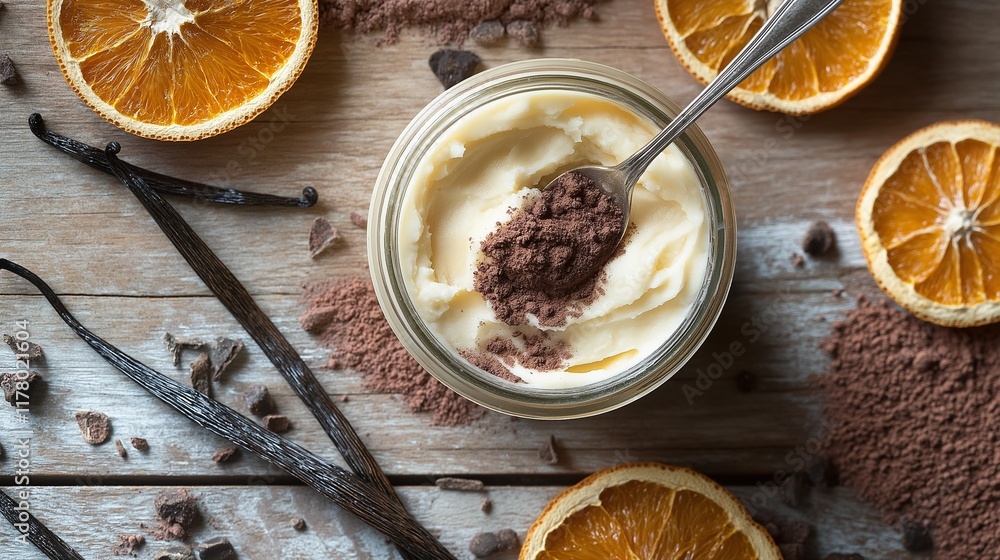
[0,485,910,559]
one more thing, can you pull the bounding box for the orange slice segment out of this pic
[858,120,1000,326]
[520,463,779,560]
[47,0,318,141]
[655,0,903,114]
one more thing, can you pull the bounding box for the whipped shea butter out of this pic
[397,89,709,388]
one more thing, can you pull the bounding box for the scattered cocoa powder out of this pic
[153,489,200,541]
[309,217,342,258]
[319,0,602,45]
[816,296,1000,559]
[75,411,111,445]
[474,170,625,327]
[112,533,145,556]
[790,252,805,268]
[301,277,485,426]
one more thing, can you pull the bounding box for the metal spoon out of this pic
[552,0,845,240]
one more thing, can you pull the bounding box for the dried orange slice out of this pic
[47,0,318,141]
[520,463,779,560]
[655,0,902,114]
[858,121,1000,327]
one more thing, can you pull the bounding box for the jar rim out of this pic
[369,58,737,419]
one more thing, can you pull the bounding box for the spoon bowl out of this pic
[542,0,845,246]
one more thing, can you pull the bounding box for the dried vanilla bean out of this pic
[28,114,317,208]
[0,259,455,560]
[103,141,434,560]
[0,490,86,560]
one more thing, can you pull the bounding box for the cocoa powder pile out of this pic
[320,0,602,44]
[474,171,625,327]
[301,277,485,426]
[817,296,1000,558]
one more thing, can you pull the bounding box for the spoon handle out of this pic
[618,0,845,186]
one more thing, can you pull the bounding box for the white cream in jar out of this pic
[398,89,709,388]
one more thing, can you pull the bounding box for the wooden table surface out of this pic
[2,0,997,558]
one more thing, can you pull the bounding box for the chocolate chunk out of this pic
[496,529,518,550]
[197,537,237,560]
[154,489,200,541]
[300,306,338,332]
[778,543,805,560]
[242,385,275,417]
[309,217,342,258]
[162,333,205,366]
[3,333,43,360]
[901,518,933,551]
[435,477,484,491]
[480,497,493,513]
[75,411,111,445]
[736,370,755,393]
[208,337,243,380]
[506,20,540,47]
[470,20,505,45]
[823,554,865,560]
[130,437,149,452]
[153,546,194,560]
[1,370,41,406]
[428,49,481,89]
[112,533,145,556]
[791,252,805,268]
[290,517,306,531]
[115,438,128,459]
[0,54,19,86]
[469,532,500,557]
[349,210,368,229]
[212,446,238,463]
[802,221,837,256]
[189,353,213,397]
[262,414,291,433]
[537,435,559,465]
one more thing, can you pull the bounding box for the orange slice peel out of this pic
[655,0,903,114]
[520,462,779,560]
[47,0,318,141]
[858,120,1000,327]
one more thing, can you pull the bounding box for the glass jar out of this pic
[368,59,736,419]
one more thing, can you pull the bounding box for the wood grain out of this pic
[1,485,912,559]
[1,0,997,557]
